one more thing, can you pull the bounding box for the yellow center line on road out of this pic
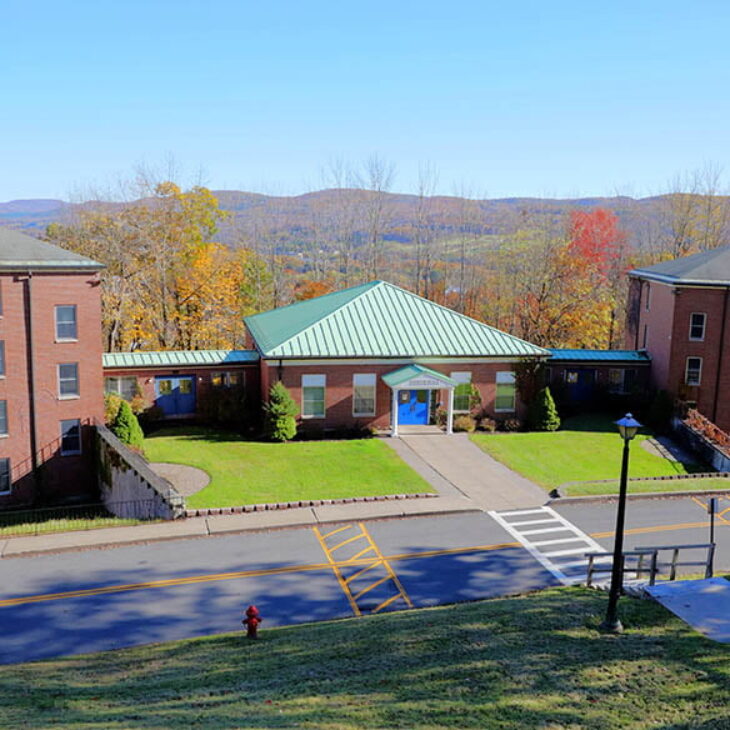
[0,518,725,609]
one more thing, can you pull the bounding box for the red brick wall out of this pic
[269,361,524,430]
[102,364,260,415]
[668,286,730,428]
[637,281,676,392]
[0,271,104,506]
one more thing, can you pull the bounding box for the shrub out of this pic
[527,387,561,432]
[500,417,523,432]
[264,381,298,442]
[478,417,497,432]
[201,384,251,431]
[129,393,147,416]
[111,399,145,449]
[434,407,447,427]
[104,393,123,426]
[453,414,477,432]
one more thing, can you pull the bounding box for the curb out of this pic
[184,492,437,518]
[549,487,730,506]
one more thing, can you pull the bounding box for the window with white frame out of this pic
[105,376,137,400]
[60,419,82,456]
[352,374,376,416]
[495,371,516,412]
[685,357,702,386]
[689,313,706,341]
[55,305,78,340]
[58,363,79,397]
[0,400,6,436]
[302,374,326,418]
[0,458,9,494]
[450,371,472,412]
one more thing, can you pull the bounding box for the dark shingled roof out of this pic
[630,246,730,285]
[0,227,102,271]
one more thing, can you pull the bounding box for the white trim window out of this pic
[0,400,6,436]
[689,312,706,341]
[353,373,376,417]
[685,357,703,386]
[58,363,79,398]
[495,371,516,412]
[55,305,78,341]
[302,374,326,418]
[451,371,472,412]
[60,419,82,456]
[0,458,10,494]
[105,376,137,400]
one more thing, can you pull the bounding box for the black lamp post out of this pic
[600,412,642,634]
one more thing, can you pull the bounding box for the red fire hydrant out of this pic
[242,605,262,639]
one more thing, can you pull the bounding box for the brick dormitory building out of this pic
[0,228,104,507]
[4,226,730,507]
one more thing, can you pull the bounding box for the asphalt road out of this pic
[1,495,728,664]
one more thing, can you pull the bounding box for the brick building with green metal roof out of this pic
[244,280,550,435]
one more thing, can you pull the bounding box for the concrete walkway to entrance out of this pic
[388,433,549,511]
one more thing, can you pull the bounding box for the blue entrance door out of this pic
[566,369,596,403]
[155,376,196,416]
[398,390,429,425]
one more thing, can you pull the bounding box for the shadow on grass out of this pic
[2,584,728,728]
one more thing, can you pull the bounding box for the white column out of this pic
[391,388,399,438]
[446,387,454,435]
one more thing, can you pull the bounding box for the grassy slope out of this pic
[1,588,728,729]
[144,428,433,508]
[470,415,703,490]
[566,476,730,496]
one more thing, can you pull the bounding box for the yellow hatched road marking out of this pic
[345,562,381,584]
[320,524,354,540]
[328,533,367,552]
[357,522,414,609]
[373,593,403,613]
[352,575,391,601]
[1,517,725,610]
[312,526,361,617]
[350,546,377,561]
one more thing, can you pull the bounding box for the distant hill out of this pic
[0,189,681,248]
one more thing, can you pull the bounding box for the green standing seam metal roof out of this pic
[548,349,651,363]
[381,364,458,388]
[0,227,103,270]
[102,350,259,369]
[245,280,550,359]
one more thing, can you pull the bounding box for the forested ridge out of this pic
[21,164,730,353]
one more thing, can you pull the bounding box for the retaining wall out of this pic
[96,424,185,519]
[672,417,730,472]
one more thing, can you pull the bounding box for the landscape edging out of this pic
[185,491,437,517]
[549,487,730,506]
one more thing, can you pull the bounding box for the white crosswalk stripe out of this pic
[489,506,608,585]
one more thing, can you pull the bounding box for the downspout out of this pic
[634,280,642,351]
[711,287,729,422]
[277,359,283,382]
[23,270,42,501]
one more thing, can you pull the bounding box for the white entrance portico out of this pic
[382,364,457,437]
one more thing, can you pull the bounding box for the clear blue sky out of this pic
[3,1,730,201]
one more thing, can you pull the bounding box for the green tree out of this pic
[264,382,298,442]
[112,399,145,449]
[528,387,561,432]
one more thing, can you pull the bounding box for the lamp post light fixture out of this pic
[600,412,642,634]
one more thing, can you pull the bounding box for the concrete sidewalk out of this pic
[392,433,548,511]
[0,495,475,557]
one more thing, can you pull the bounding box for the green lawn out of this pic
[0,508,157,538]
[470,414,704,491]
[144,428,433,508]
[2,587,728,729]
[565,476,730,497]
